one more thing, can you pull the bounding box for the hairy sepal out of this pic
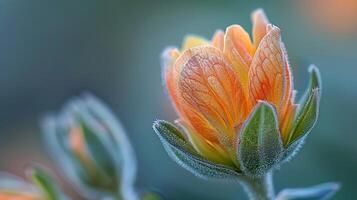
[283,65,321,162]
[153,120,241,180]
[238,102,283,177]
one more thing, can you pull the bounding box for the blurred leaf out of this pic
[153,120,241,180]
[77,116,118,189]
[82,94,138,200]
[238,101,283,177]
[141,192,163,200]
[28,167,68,200]
[74,99,117,179]
[276,182,340,200]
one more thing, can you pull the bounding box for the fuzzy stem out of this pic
[102,190,124,200]
[103,194,123,200]
[240,172,275,200]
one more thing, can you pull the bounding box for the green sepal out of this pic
[74,100,117,176]
[238,101,283,177]
[281,134,306,163]
[76,115,118,190]
[287,65,321,145]
[276,182,340,200]
[28,166,68,200]
[153,120,241,180]
[283,65,321,161]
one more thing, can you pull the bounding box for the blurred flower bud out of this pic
[0,172,42,200]
[0,167,66,200]
[42,93,137,200]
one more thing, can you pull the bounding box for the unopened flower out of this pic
[0,173,41,200]
[42,94,137,200]
[154,9,321,178]
[0,168,66,200]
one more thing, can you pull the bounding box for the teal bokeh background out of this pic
[0,0,355,199]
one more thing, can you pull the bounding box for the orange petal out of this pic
[181,105,221,142]
[69,125,88,162]
[176,120,233,165]
[211,30,224,51]
[181,35,208,50]
[249,26,287,106]
[0,193,41,200]
[280,42,294,111]
[248,26,294,133]
[163,47,220,142]
[161,47,181,112]
[279,42,297,137]
[177,46,248,144]
[251,9,269,49]
[280,97,297,141]
[223,25,253,90]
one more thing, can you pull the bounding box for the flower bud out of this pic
[154,9,322,180]
[42,93,137,199]
[0,168,66,200]
[0,172,42,200]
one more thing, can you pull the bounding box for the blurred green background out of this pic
[0,0,356,199]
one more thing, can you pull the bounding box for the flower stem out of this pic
[240,172,275,200]
[103,190,124,200]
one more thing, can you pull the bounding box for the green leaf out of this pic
[29,167,67,200]
[78,118,118,189]
[276,182,340,200]
[284,66,321,161]
[74,101,117,179]
[287,65,321,145]
[141,192,163,200]
[238,102,283,177]
[68,98,120,191]
[281,134,307,163]
[153,120,241,180]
